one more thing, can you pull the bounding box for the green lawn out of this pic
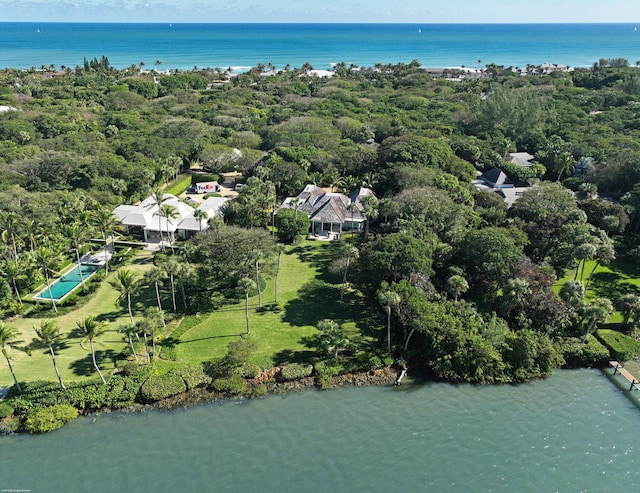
[2,241,385,387]
[0,250,156,387]
[555,259,640,324]
[171,240,382,366]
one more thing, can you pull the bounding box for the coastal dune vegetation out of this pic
[2,57,640,431]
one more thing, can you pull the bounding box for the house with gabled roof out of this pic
[113,193,228,243]
[505,152,535,168]
[280,184,376,240]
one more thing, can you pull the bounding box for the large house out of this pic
[279,185,376,240]
[113,194,227,243]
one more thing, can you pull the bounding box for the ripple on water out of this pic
[1,369,640,492]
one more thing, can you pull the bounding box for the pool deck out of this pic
[80,247,113,265]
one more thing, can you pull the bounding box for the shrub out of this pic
[0,416,21,434]
[596,329,640,362]
[203,192,223,199]
[314,361,341,389]
[25,404,78,433]
[280,363,314,381]
[237,363,261,379]
[139,372,188,402]
[212,374,247,395]
[173,364,211,389]
[0,401,15,418]
[560,336,610,367]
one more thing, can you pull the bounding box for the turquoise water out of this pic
[36,263,102,301]
[1,23,640,71]
[2,369,639,492]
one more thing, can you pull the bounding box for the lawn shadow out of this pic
[290,243,342,284]
[590,271,625,299]
[282,280,348,327]
[273,348,319,365]
[69,349,118,377]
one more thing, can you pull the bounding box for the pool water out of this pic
[35,263,102,301]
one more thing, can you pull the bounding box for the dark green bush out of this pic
[596,329,640,362]
[25,404,78,433]
[280,363,314,381]
[165,175,192,196]
[212,374,247,394]
[139,372,188,402]
[173,364,211,389]
[0,401,15,418]
[560,336,610,367]
[314,361,341,389]
[237,363,261,379]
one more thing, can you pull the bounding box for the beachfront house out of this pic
[113,194,228,243]
[279,184,376,240]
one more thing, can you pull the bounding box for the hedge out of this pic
[25,404,78,433]
[596,329,640,362]
[165,175,192,196]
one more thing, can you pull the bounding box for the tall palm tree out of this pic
[0,211,21,268]
[159,257,180,312]
[35,245,60,313]
[249,249,264,308]
[192,208,208,232]
[377,288,401,352]
[339,244,359,302]
[274,244,286,304]
[118,322,139,363]
[76,316,107,384]
[91,207,121,276]
[159,203,179,250]
[0,322,24,392]
[144,306,165,359]
[136,319,152,364]
[144,266,167,313]
[238,277,256,335]
[23,219,40,252]
[66,222,90,290]
[33,319,65,389]
[1,260,27,304]
[146,189,170,251]
[111,268,140,322]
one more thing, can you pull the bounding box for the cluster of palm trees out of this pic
[0,203,122,313]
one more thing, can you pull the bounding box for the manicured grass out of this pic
[555,259,640,324]
[171,240,382,366]
[2,241,385,388]
[0,250,158,387]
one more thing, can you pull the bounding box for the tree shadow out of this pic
[272,348,319,365]
[289,243,342,284]
[69,349,118,377]
[282,280,347,327]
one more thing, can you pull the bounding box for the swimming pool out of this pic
[35,263,102,302]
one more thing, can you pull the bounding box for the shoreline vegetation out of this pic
[3,57,640,433]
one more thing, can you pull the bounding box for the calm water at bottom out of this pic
[1,369,638,492]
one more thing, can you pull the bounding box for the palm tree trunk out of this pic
[152,325,156,360]
[103,234,110,276]
[3,350,22,392]
[585,261,601,290]
[128,333,139,362]
[143,332,150,363]
[12,278,22,304]
[44,270,58,313]
[127,293,134,323]
[404,328,416,352]
[180,281,188,309]
[89,339,106,384]
[76,248,86,290]
[49,344,65,389]
[340,258,350,302]
[255,262,262,308]
[154,281,164,317]
[170,275,177,312]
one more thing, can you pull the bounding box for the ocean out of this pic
[1,23,640,72]
[2,369,639,492]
